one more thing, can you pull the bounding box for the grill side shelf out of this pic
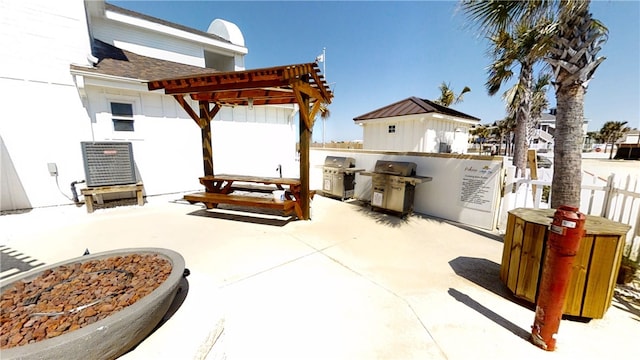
[359,172,432,185]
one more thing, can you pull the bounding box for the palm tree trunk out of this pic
[608,139,614,159]
[551,84,584,208]
[513,64,532,177]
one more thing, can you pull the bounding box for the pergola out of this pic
[147,62,333,219]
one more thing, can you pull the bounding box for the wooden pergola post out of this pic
[199,100,214,176]
[298,92,311,220]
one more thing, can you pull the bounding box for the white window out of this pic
[111,102,134,132]
[388,125,396,134]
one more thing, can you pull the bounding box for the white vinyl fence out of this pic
[501,167,640,263]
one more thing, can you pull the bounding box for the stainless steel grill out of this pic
[322,156,364,200]
[362,160,432,216]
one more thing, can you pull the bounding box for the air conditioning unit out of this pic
[81,142,136,187]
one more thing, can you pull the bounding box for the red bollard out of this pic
[530,205,586,351]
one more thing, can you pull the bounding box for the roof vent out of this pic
[207,19,245,47]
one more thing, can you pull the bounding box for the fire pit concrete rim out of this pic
[0,247,185,360]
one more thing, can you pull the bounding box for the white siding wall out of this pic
[0,0,295,211]
[91,17,207,67]
[451,127,469,154]
[0,0,92,84]
[211,105,299,178]
[84,85,203,195]
[362,115,472,154]
[0,0,94,210]
[85,86,299,196]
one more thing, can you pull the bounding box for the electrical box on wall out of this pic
[81,142,136,187]
[47,163,58,176]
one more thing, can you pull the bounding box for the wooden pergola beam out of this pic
[173,95,203,128]
[163,79,287,95]
[191,89,296,105]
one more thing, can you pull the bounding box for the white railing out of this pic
[501,170,640,263]
[536,129,554,143]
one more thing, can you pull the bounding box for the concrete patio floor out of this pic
[1,194,638,359]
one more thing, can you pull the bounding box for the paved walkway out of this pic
[1,194,638,359]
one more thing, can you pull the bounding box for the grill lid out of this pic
[324,156,355,169]
[373,160,417,176]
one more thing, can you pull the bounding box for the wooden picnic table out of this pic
[184,174,308,219]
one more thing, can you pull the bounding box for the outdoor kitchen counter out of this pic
[183,174,308,219]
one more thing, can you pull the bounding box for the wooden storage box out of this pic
[500,208,630,319]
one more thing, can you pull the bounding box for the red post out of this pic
[531,206,586,351]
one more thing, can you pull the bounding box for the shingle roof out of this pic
[353,97,480,122]
[70,39,215,81]
[104,3,230,44]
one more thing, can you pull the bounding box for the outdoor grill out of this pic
[322,156,364,200]
[362,160,432,216]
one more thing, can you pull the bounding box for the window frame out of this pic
[110,102,135,132]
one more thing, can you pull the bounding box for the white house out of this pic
[529,108,590,152]
[353,97,480,154]
[614,129,640,160]
[1,0,300,211]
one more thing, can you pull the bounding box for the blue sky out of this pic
[112,0,640,142]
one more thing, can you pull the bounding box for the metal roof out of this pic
[353,97,480,122]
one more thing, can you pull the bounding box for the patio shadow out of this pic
[341,198,416,228]
[448,288,531,341]
[448,256,534,311]
[612,286,640,322]
[188,208,292,227]
[342,197,504,239]
[124,275,190,355]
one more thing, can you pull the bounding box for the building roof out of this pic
[70,39,214,81]
[104,3,230,44]
[539,112,556,122]
[353,97,480,122]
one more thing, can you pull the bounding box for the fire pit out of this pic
[0,248,185,360]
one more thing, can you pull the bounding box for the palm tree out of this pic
[483,19,551,176]
[494,117,516,156]
[319,103,331,147]
[586,130,604,148]
[469,125,490,153]
[461,0,608,208]
[434,82,471,107]
[600,121,628,159]
[503,73,551,148]
[546,1,607,208]
[529,73,552,146]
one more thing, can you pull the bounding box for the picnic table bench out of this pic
[183,175,311,219]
